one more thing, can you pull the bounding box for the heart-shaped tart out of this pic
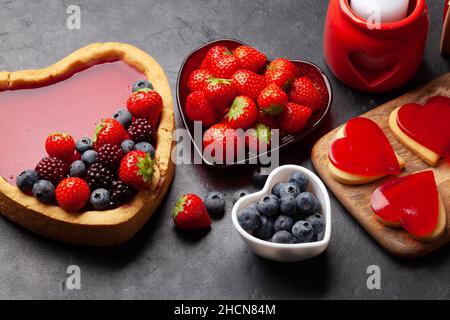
[371,171,446,241]
[328,117,404,185]
[389,96,450,166]
[0,43,175,246]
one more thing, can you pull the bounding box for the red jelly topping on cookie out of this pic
[371,171,440,238]
[329,117,401,177]
[0,61,144,185]
[397,96,450,158]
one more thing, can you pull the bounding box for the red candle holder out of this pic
[324,0,429,92]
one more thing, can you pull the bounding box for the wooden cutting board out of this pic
[311,73,450,259]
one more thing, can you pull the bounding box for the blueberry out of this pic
[257,194,279,217]
[76,137,93,154]
[274,215,294,232]
[16,169,39,193]
[121,140,136,154]
[132,80,153,92]
[135,142,155,158]
[306,213,325,235]
[90,188,111,210]
[288,172,309,193]
[292,220,314,243]
[296,192,320,217]
[271,183,283,197]
[237,207,261,231]
[32,180,55,204]
[69,160,86,178]
[204,191,226,216]
[233,189,250,204]
[81,150,98,166]
[251,168,269,189]
[113,108,132,129]
[279,195,297,217]
[279,183,300,198]
[254,216,275,240]
[272,231,296,244]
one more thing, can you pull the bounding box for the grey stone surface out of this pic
[0,0,449,300]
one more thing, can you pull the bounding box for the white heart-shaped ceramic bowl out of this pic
[231,165,331,262]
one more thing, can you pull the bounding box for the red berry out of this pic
[55,177,90,212]
[119,150,155,190]
[204,77,237,112]
[127,88,163,126]
[257,83,288,116]
[288,77,323,112]
[203,123,240,163]
[185,91,218,127]
[224,96,257,129]
[93,118,128,150]
[246,123,272,152]
[265,58,299,90]
[208,54,241,79]
[256,110,279,129]
[201,46,229,70]
[45,133,75,161]
[35,157,70,186]
[279,102,312,134]
[233,45,267,72]
[232,69,267,101]
[172,194,211,230]
[188,68,213,91]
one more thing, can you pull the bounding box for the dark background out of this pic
[0,0,449,299]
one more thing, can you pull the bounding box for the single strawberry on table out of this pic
[232,69,267,101]
[279,102,312,134]
[265,58,298,90]
[172,194,211,230]
[246,123,272,152]
[233,45,267,72]
[257,83,288,116]
[188,68,213,91]
[185,91,218,127]
[45,133,76,161]
[288,77,323,112]
[224,96,257,130]
[203,123,240,162]
[55,177,90,212]
[93,118,128,150]
[119,150,155,190]
[127,88,163,127]
[205,77,237,112]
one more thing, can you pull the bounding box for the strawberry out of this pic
[201,45,229,70]
[55,177,90,212]
[205,77,237,112]
[45,133,76,161]
[224,96,257,129]
[288,77,323,112]
[172,194,211,230]
[265,58,299,90]
[127,88,163,127]
[118,150,155,190]
[188,68,213,91]
[257,83,288,116]
[209,53,241,79]
[246,123,272,153]
[185,91,218,127]
[233,45,267,72]
[203,123,239,162]
[279,102,312,134]
[93,118,128,150]
[231,69,267,101]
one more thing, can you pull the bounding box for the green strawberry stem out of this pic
[264,104,284,116]
[206,77,232,86]
[136,153,155,183]
[227,97,246,121]
[172,195,186,219]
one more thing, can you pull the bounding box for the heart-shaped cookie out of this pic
[371,171,446,241]
[328,117,404,185]
[0,43,175,246]
[389,96,450,166]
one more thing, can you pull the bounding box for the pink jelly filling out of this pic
[0,61,145,185]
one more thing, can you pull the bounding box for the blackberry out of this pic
[35,157,69,186]
[98,143,124,168]
[127,118,156,144]
[110,180,136,206]
[85,163,116,190]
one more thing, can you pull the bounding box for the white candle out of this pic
[350,0,409,23]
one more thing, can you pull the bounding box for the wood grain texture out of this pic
[312,73,450,258]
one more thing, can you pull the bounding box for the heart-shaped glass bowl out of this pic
[176,39,333,167]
